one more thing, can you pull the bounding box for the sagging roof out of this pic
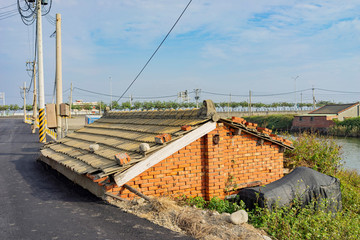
[41,100,293,186]
[309,103,359,115]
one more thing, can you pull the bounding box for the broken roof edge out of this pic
[114,121,217,187]
[219,118,294,150]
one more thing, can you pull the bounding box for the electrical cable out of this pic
[0,12,18,20]
[0,8,18,16]
[252,88,313,97]
[45,14,55,25]
[0,3,16,10]
[315,88,360,94]
[73,86,193,100]
[202,91,248,97]
[74,87,119,98]
[116,0,193,102]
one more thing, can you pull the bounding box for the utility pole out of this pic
[300,92,303,111]
[194,89,200,108]
[293,76,299,110]
[55,13,63,139]
[227,93,231,118]
[69,83,73,117]
[22,82,27,123]
[110,76,112,110]
[129,94,133,108]
[36,0,46,143]
[248,90,252,115]
[312,87,316,110]
[27,61,38,133]
[17,0,52,139]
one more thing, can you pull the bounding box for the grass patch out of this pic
[178,196,245,214]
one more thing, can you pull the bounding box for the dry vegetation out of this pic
[106,196,270,240]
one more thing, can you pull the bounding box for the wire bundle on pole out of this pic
[17,0,52,26]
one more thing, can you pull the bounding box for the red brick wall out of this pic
[107,123,284,200]
[292,115,336,129]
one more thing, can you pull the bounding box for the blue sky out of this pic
[1,0,360,106]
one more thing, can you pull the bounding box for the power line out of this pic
[0,8,17,16]
[116,0,193,102]
[252,88,313,97]
[202,91,248,97]
[315,88,360,94]
[0,3,17,10]
[0,11,18,20]
[74,86,183,100]
[74,87,118,97]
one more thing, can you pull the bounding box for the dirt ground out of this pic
[106,196,271,240]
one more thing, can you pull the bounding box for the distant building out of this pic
[292,102,360,132]
[72,100,98,106]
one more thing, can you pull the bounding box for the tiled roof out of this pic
[41,108,210,179]
[309,103,358,115]
[41,101,294,184]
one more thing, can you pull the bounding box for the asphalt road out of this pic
[0,119,193,240]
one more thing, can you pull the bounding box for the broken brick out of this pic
[155,133,172,144]
[115,152,131,165]
[181,125,192,131]
[231,116,246,124]
[256,127,272,134]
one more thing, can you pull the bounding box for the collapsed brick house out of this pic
[40,100,293,201]
[292,102,360,132]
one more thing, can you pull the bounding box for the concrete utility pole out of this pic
[312,87,316,110]
[22,82,26,122]
[110,76,112,110]
[27,60,38,133]
[55,13,63,140]
[227,93,231,118]
[36,0,46,143]
[248,90,252,115]
[293,76,299,110]
[69,83,73,117]
[194,89,200,108]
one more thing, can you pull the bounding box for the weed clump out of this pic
[284,132,342,175]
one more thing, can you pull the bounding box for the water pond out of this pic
[333,137,360,172]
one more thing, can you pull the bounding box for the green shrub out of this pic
[329,117,360,137]
[181,196,245,214]
[284,132,342,175]
[185,196,207,209]
[207,196,243,213]
[249,198,360,240]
